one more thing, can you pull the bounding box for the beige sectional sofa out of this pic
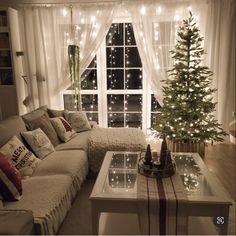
[0,106,146,234]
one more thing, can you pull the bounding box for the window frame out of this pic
[63,18,157,132]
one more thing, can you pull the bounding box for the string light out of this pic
[62,7,68,17]
[140,6,146,15]
[156,6,162,15]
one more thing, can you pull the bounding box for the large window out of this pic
[64,57,99,123]
[106,23,143,128]
[64,22,160,131]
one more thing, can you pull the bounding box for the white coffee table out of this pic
[173,152,232,235]
[89,151,139,235]
[89,151,232,235]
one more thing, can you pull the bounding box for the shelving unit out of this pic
[0,10,14,86]
[0,8,20,120]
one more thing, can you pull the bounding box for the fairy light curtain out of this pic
[125,0,207,103]
[60,3,117,91]
[20,3,117,110]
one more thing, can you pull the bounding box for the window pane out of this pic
[107,94,124,112]
[108,113,124,127]
[107,69,124,89]
[125,95,142,111]
[106,47,124,68]
[125,23,136,46]
[126,113,142,128]
[151,94,161,111]
[125,47,142,67]
[87,56,97,68]
[86,112,98,123]
[63,94,77,111]
[82,95,98,111]
[125,69,142,89]
[106,23,123,46]
[151,113,157,128]
[81,69,97,90]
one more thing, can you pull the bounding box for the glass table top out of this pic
[102,153,139,194]
[92,151,230,205]
[173,153,213,196]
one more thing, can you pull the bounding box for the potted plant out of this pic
[68,44,81,111]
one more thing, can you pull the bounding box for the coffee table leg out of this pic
[92,203,99,235]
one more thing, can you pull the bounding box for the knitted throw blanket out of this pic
[137,173,188,235]
[88,127,146,174]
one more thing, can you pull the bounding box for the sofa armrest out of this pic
[0,209,35,235]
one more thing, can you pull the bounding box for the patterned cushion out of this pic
[0,136,41,177]
[26,114,60,147]
[22,106,49,129]
[0,152,22,201]
[21,128,55,159]
[50,117,76,142]
[64,111,91,133]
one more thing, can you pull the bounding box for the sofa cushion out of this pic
[33,150,88,185]
[0,116,27,147]
[21,128,55,159]
[3,175,74,235]
[50,117,76,142]
[55,130,93,151]
[22,106,49,130]
[64,111,91,133]
[25,114,60,147]
[0,136,41,177]
[0,152,22,201]
[47,108,66,118]
[0,210,35,235]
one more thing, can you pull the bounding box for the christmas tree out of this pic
[155,12,226,143]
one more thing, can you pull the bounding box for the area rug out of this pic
[58,179,235,235]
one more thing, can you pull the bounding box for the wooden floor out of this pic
[204,142,236,201]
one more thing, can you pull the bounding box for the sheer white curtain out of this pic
[125,0,207,103]
[21,7,64,110]
[20,3,117,110]
[204,0,236,134]
[59,3,117,90]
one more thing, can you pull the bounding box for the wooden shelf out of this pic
[0,12,13,86]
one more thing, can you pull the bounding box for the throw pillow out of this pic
[26,114,60,147]
[0,152,22,201]
[64,111,91,133]
[50,117,76,142]
[48,108,66,118]
[0,136,41,177]
[22,106,49,130]
[21,128,55,159]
